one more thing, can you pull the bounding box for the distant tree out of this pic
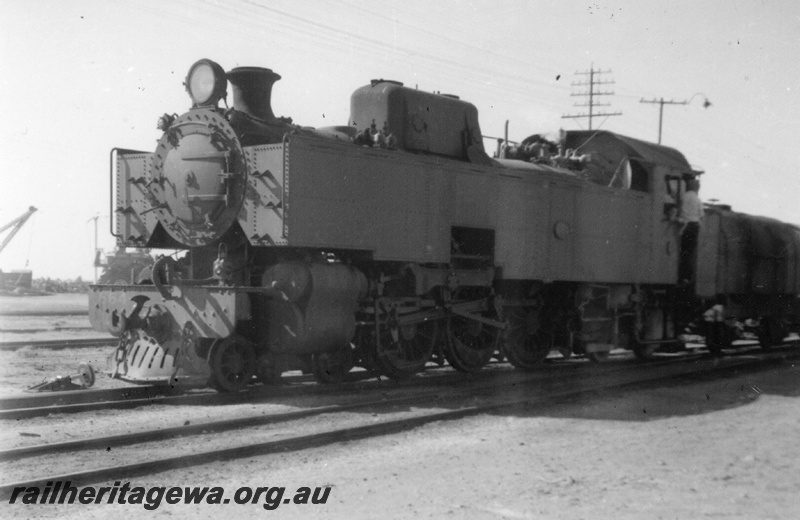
[31,277,92,293]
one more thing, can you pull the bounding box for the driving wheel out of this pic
[503,307,552,370]
[444,316,496,373]
[374,321,437,380]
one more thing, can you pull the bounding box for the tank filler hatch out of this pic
[349,80,485,161]
[151,108,247,246]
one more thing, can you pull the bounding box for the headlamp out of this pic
[185,59,227,107]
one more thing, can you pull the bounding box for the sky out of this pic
[1,0,798,280]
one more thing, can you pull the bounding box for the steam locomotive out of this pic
[88,58,800,391]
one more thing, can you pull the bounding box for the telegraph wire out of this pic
[193,0,570,100]
[331,0,566,82]
[236,0,567,94]
[175,0,571,123]
[117,0,793,191]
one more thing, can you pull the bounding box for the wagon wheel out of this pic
[503,307,553,370]
[444,316,497,373]
[374,321,437,380]
[207,335,256,392]
[311,345,355,384]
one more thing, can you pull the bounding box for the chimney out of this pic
[227,67,281,121]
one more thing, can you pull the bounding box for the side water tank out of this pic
[349,80,485,160]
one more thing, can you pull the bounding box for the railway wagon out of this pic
[696,207,800,352]
[88,59,799,390]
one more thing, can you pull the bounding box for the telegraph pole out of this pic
[640,94,711,144]
[562,64,622,130]
[639,98,687,144]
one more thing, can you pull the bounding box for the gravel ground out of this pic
[0,294,122,395]
[2,361,798,520]
[0,294,90,317]
[0,346,128,396]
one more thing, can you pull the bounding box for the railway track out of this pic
[2,345,797,499]
[0,340,790,420]
[0,372,371,421]
[0,337,116,351]
[0,349,676,420]
[0,352,701,459]
[0,363,565,421]
[2,361,461,420]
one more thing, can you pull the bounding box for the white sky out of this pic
[1,0,798,280]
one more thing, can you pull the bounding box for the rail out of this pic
[2,347,797,499]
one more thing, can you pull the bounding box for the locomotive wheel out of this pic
[311,346,354,385]
[207,335,256,392]
[757,318,786,351]
[503,308,552,370]
[444,317,496,373]
[375,321,436,380]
